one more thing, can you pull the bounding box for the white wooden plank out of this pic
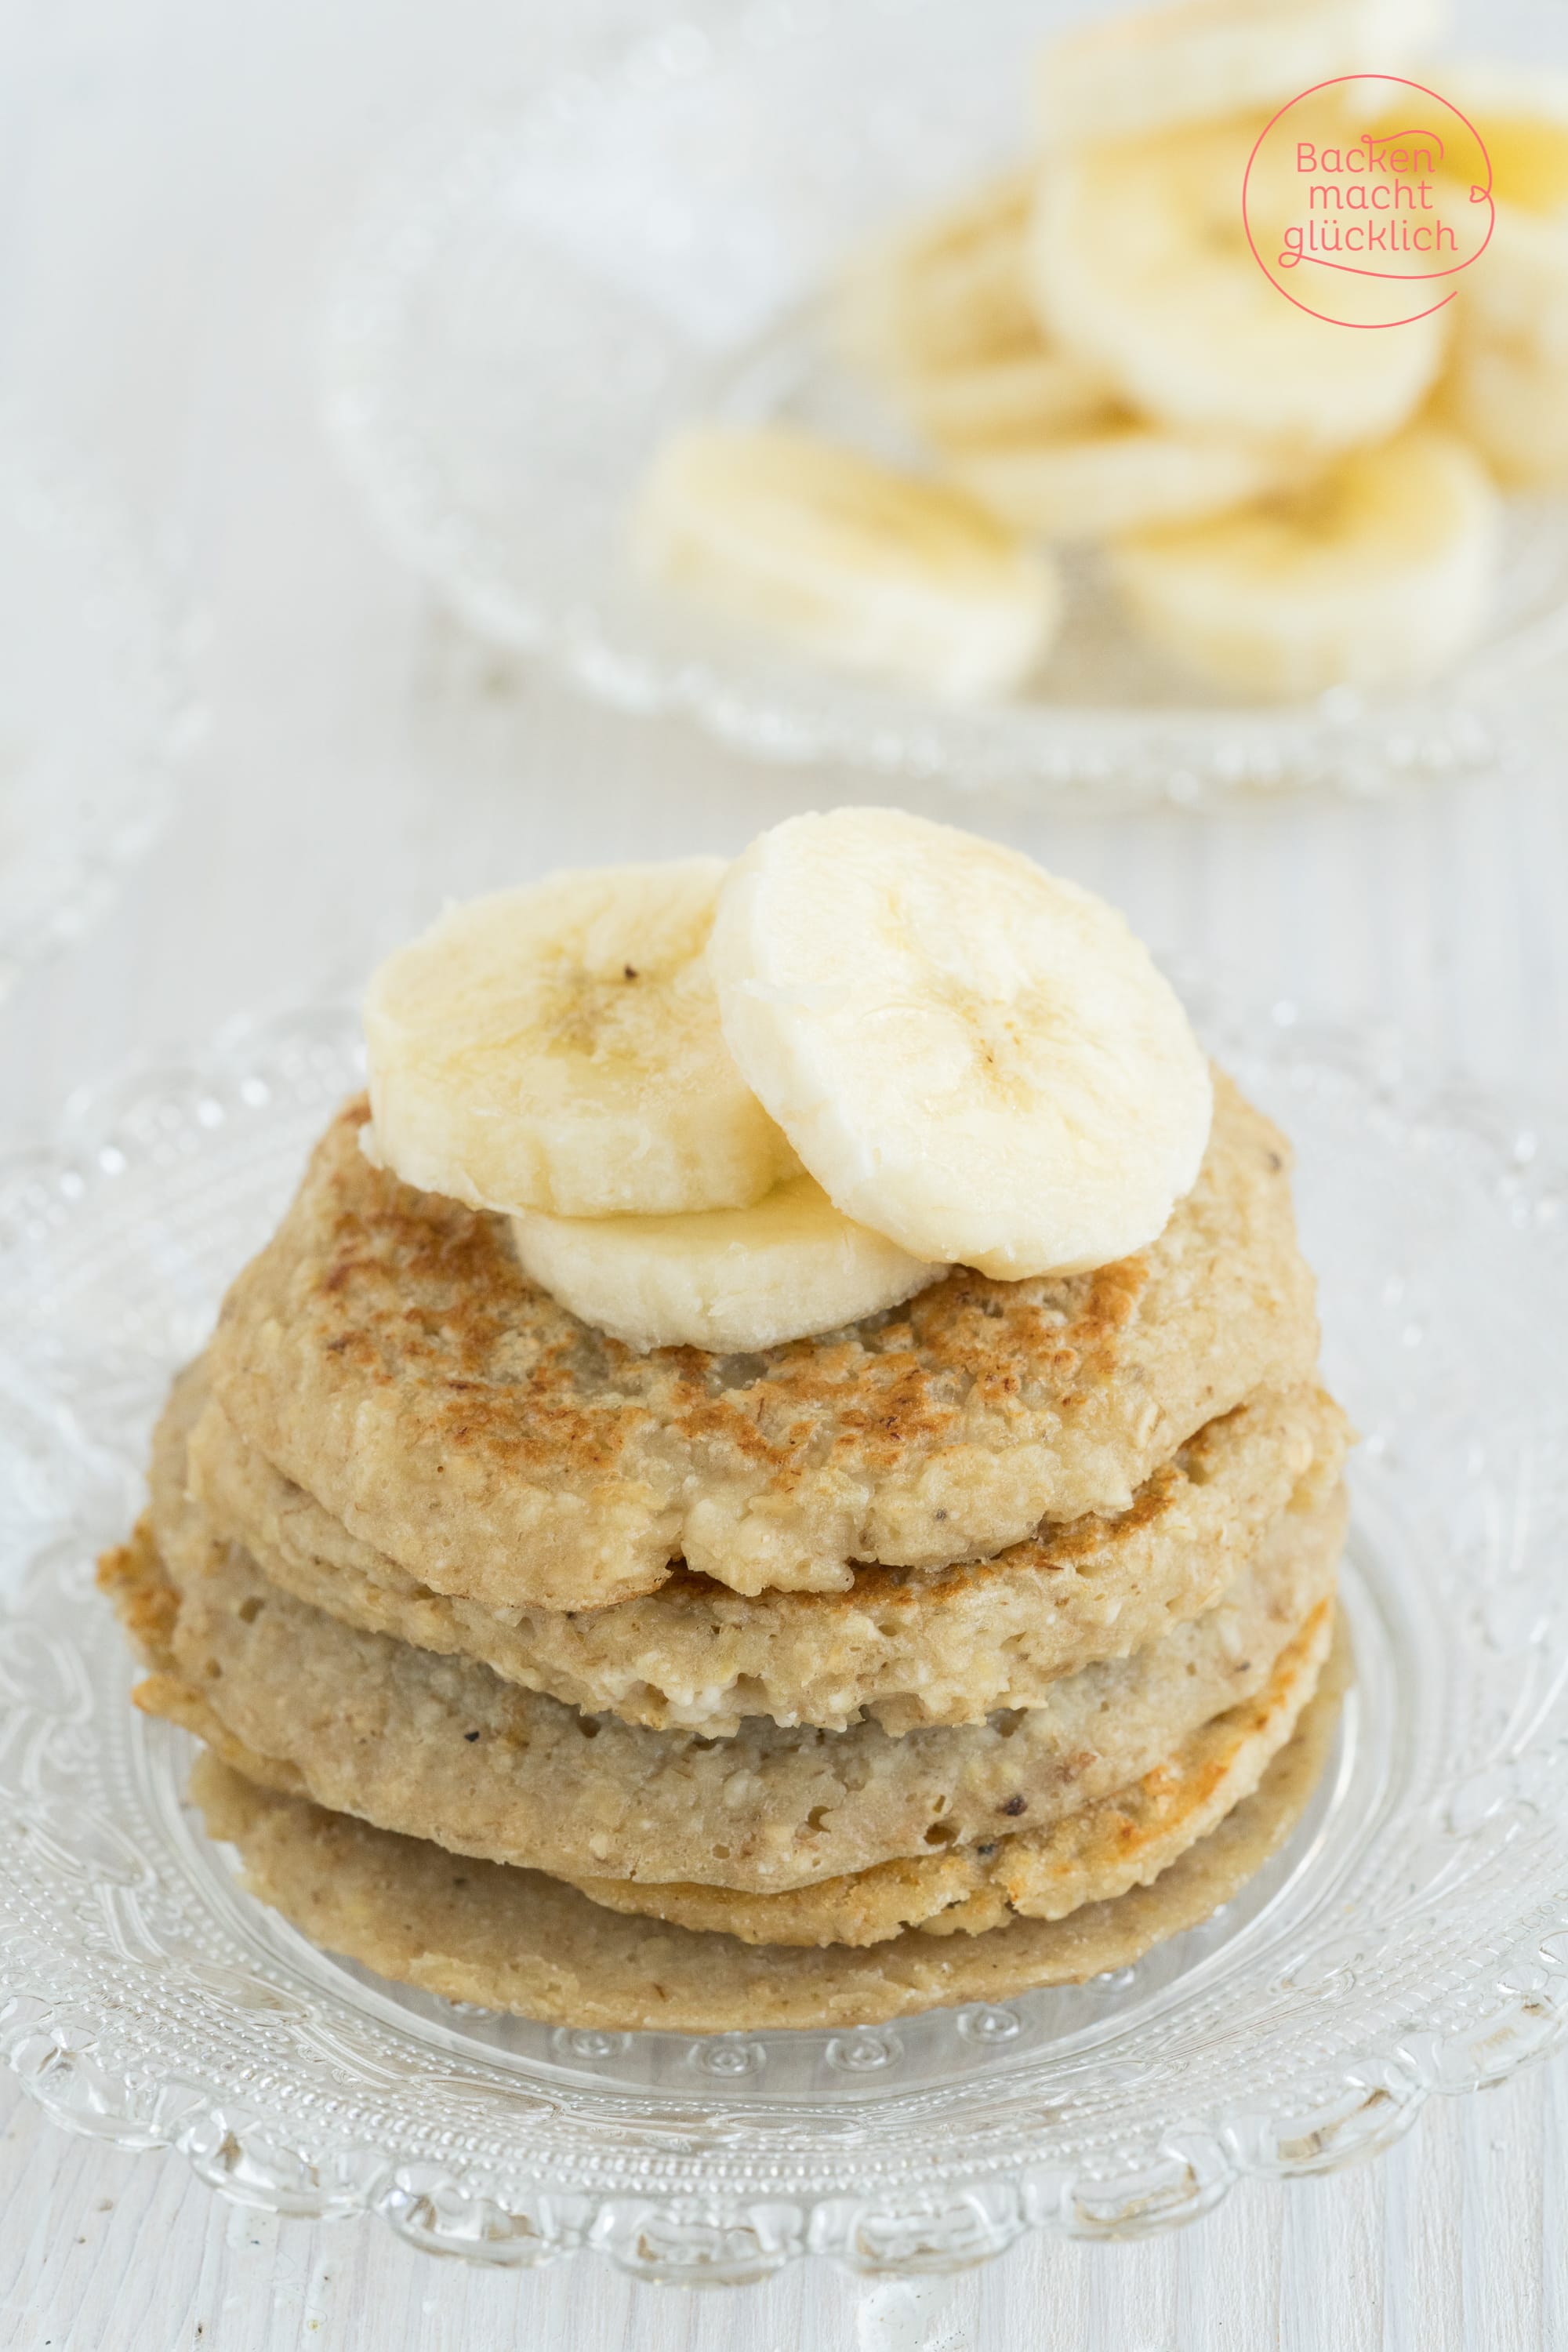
[1177,2176,1286,2351]
[1461,2071,1545,2352]
[1279,2159,1384,2352]
[1081,2232,1181,2352]
[1382,2083,1467,2352]
[974,2231,1088,2352]
[1543,2050,1568,2352]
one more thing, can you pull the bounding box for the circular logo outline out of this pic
[1243,74,1495,331]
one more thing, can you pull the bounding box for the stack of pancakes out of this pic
[102,1069,1350,2034]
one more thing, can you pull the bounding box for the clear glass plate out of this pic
[0,411,196,993]
[0,991,1565,2280]
[321,0,1568,806]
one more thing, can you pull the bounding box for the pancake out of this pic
[564,1596,1332,1944]
[184,1620,1348,2033]
[107,1482,1343,1893]
[172,1358,1347,1733]
[205,1071,1318,1613]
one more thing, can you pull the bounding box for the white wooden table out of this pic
[2,0,1567,2343]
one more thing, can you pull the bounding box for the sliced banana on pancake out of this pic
[1027,116,1448,449]
[952,413,1297,540]
[363,861,796,1219]
[510,1175,946,1356]
[709,808,1213,1280]
[1035,0,1444,151]
[1109,426,1498,698]
[633,426,1060,698]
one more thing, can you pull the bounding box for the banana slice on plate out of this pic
[838,172,1042,382]
[709,808,1213,1281]
[838,173,1110,446]
[1422,67,1568,487]
[633,426,1061,698]
[1109,426,1499,699]
[951,412,1298,540]
[902,348,1112,451]
[1436,66,1568,361]
[1028,116,1449,449]
[1440,336,1568,489]
[511,1177,946,1354]
[363,861,797,1218]
[1036,0,1444,151]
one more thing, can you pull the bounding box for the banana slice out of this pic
[709,809,1213,1282]
[1109,426,1498,699]
[510,1177,946,1355]
[1420,68,1568,488]
[903,348,1112,450]
[1028,116,1448,449]
[1036,0,1445,151]
[838,172,1042,383]
[363,862,797,1219]
[633,426,1060,698]
[952,413,1298,540]
[1440,336,1568,489]
[1437,66,1568,362]
[839,173,1111,448]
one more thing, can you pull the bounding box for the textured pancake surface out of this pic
[117,1481,1343,1892]
[176,1359,1346,1732]
[186,1623,1348,2032]
[564,1596,1332,1943]
[205,1072,1318,1610]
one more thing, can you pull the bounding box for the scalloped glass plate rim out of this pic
[320,0,1568,806]
[0,989,1566,2280]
